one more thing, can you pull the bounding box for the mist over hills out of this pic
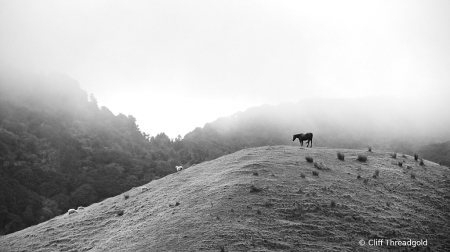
[0,65,449,236]
[208,96,450,151]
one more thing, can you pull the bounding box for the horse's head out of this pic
[293,134,303,141]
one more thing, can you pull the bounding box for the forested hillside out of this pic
[0,66,222,235]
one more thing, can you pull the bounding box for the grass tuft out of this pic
[123,194,129,200]
[250,185,262,193]
[357,154,367,162]
[252,171,258,176]
[420,159,425,166]
[337,152,345,161]
[373,169,380,178]
[305,156,314,163]
[363,178,369,185]
[313,161,327,170]
[312,171,319,176]
[330,200,336,208]
[300,173,306,178]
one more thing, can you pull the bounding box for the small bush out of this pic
[330,200,336,208]
[305,156,314,163]
[411,173,416,179]
[419,159,425,166]
[373,169,380,178]
[252,172,259,176]
[368,146,372,152]
[337,152,345,161]
[300,173,306,178]
[414,153,418,161]
[357,154,367,162]
[250,185,262,193]
[391,152,397,159]
[123,194,129,200]
[397,162,403,167]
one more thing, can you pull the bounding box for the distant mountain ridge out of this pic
[206,96,450,151]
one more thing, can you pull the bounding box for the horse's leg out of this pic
[310,139,313,148]
[306,140,309,147]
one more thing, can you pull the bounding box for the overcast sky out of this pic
[1,0,449,138]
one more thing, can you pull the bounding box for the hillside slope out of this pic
[1,146,449,251]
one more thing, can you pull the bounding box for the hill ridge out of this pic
[1,146,449,251]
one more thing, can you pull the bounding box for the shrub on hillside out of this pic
[373,169,380,178]
[314,161,330,171]
[305,156,314,163]
[337,152,345,161]
[250,185,262,193]
[420,159,425,166]
[357,154,367,162]
[330,200,336,208]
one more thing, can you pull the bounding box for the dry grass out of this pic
[1,146,449,251]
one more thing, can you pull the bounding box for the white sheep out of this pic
[77,206,84,211]
[68,209,78,215]
[176,166,183,172]
[141,186,148,192]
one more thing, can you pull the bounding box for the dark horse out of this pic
[293,133,313,147]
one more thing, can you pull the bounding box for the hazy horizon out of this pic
[1,0,449,138]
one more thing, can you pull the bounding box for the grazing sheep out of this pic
[77,206,84,211]
[176,166,183,172]
[68,209,78,215]
[141,186,148,192]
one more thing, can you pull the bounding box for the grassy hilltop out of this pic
[1,146,449,251]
